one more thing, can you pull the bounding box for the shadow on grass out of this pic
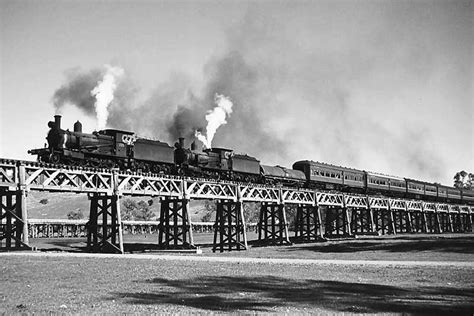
[30,238,87,252]
[286,236,474,254]
[111,276,474,313]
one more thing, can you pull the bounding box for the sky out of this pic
[0,0,472,186]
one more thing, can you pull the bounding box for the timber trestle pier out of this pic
[1,159,473,253]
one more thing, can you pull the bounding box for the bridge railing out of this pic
[25,219,258,238]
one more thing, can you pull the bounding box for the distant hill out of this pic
[27,192,212,222]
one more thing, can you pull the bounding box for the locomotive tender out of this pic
[29,115,473,205]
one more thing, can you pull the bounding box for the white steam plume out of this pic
[195,94,233,149]
[91,65,124,130]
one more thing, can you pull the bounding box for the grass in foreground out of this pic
[1,254,473,314]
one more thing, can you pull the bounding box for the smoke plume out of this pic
[91,65,124,130]
[52,68,103,115]
[195,94,233,149]
[49,2,470,184]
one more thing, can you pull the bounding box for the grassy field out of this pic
[30,232,474,262]
[1,234,474,314]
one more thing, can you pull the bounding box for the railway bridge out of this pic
[1,159,473,253]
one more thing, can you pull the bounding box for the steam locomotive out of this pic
[28,115,474,205]
[28,115,264,181]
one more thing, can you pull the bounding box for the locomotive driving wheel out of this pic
[49,152,61,164]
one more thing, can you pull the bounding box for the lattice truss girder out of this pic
[459,206,471,214]
[118,174,182,197]
[186,181,237,200]
[369,197,390,210]
[282,189,315,205]
[436,204,450,213]
[0,162,17,188]
[344,195,368,209]
[23,166,114,193]
[316,192,344,207]
[239,185,279,203]
[388,199,406,211]
[423,202,437,212]
[406,200,423,212]
[449,205,461,213]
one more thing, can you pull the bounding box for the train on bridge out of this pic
[29,115,474,205]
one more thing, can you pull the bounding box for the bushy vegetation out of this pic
[201,201,261,224]
[39,198,49,205]
[454,171,473,190]
[67,209,84,220]
[121,198,155,221]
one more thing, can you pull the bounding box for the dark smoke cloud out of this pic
[51,2,465,183]
[52,68,104,114]
[166,105,204,141]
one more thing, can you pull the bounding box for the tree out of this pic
[121,198,155,221]
[201,200,216,222]
[135,200,154,221]
[243,202,260,223]
[454,170,473,189]
[67,209,84,220]
[121,198,138,220]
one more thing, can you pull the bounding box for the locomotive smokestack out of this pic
[178,137,185,148]
[54,115,61,129]
[74,120,82,133]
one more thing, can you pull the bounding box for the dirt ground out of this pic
[1,233,474,314]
